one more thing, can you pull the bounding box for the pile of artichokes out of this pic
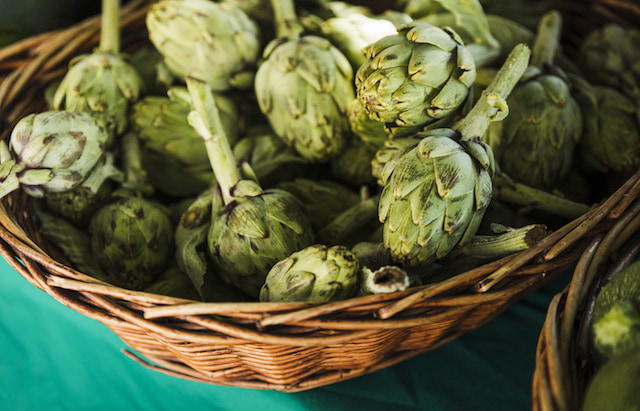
[2,0,638,304]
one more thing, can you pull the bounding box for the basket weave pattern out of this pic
[1,0,640,392]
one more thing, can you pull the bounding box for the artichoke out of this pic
[276,178,362,232]
[259,244,360,302]
[378,44,530,267]
[577,24,640,106]
[52,0,144,146]
[129,86,239,197]
[254,0,354,163]
[187,77,314,297]
[577,86,640,174]
[89,195,174,289]
[146,0,261,91]
[0,110,109,199]
[355,21,477,137]
[483,11,582,190]
[89,131,173,289]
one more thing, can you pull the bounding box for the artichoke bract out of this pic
[259,244,360,302]
[378,44,530,267]
[146,0,261,91]
[53,0,144,146]
[0,110,109,199]
[187,77,314,297]
[254,0,354,163]
[483,11,582,190]
[355,21,477,138]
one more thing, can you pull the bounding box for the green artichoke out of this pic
[378,44,530,267]
[254,0,354,163]
[276,178,362,232]
[88,131,173,289]
[577,86,640,174]
[187,77,315,297]
[89,195,174,289]
[52,0,144,146]
[355,21,477,137]
[129,86,239,197]
[146,0,262,91]
[259,244,360,302]
[484,11,582,190]
[0,110,109,199]
[577,24,640,106]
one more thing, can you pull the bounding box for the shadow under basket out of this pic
[1,0,640,393]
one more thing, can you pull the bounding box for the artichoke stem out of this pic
[186,77,242,205]
[448,223,548,260]
[494,172,591,219]
[358,266,410,296]
[530,10,562,68]
[81,151,123,194]
[455,43,531,141]
[316,193,381,246]
[121,132,151,195]
[100,0,121,54]
[270,0,304,39]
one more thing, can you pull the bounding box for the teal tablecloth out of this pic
[0,254,571,411]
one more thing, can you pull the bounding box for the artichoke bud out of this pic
[576,85,640,174]
[89,195,174,290]
[379,129,494,267]
[484,64,582,189]
[577,24,640,106]
[129,87,239,197]
[208,188,315,297]
[259,244,360,302]
[254,33,355,163]
[355,21,477,138]
[1,111,109,199]
[276,178,362,232]
[146,0,262,92]
[52,51,144,146]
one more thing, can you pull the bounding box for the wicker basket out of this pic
[532,191,640,411]
[1,0,639,393]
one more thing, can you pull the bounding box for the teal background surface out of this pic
[0,255,570,411]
